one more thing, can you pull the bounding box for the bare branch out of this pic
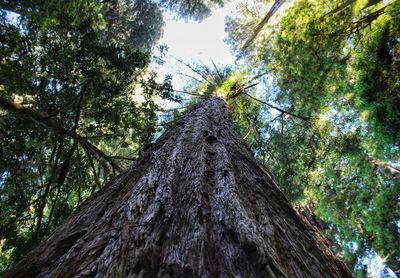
[243,93,312,121]
[176,58,216,87]
[210,59,223,80]
[228,83,259,100]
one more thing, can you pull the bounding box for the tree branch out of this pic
[176,58,215,87]
[322,0,356,18]
[43,142,77,236]
[228,83,259,99]
[172,89,205,97]
[0,95,122,172]
[243,93,312,120]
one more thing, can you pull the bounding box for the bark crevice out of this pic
[6,97,351,278]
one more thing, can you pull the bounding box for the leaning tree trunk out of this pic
[6,97,351,277]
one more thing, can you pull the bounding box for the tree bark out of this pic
[6,97,351,277]
[241,0,285,52]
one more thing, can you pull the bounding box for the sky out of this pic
[155,2,238,91]
[1,3,398,278]
[161,8,236,67]
[153,3,398,278]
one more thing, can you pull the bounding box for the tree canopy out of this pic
[226,0,400,274]
[0,0,177,269]
[0,0,399,276]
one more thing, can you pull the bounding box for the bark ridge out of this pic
[7,97,351,277]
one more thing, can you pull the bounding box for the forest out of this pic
[0,0,399,277]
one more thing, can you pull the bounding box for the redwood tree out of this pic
[6,97,351,277]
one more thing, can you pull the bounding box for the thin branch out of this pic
[43,142,77,236]
[178,73,204,84]
[83,147,102,193]
[45,78,92,120]
[107,155,137,161]
[176,58,215,87]
[72,89,85,131]
[247,71,269,83]
[32,137,63,241]
[228,83,259,99]
[210,58,223,80]
[243,122,253,140]
[322,0,383,18]
[367,156,400,179]
[44,92,82,119]
[85,133,125,140]
[330,5,389,37]
[321,0,356,18]
[172,89,205,97]
[244,93,312,121]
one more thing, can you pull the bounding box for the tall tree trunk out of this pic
[6,97,351,277]
[241,0,285,52]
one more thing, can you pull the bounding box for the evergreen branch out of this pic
[42,142,77,238]
[321,0,356,18]
[210,58,223,80]
[178,73,204,84]
[322,0,383,18]
[0,95,122,172]
[330,5,389,37]
[247,71,269,83]
[32,137,64,242]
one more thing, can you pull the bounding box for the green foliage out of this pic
[0,0,175,270]
[353,13,400,143]
[226,0,400,274]
[1,0,399,275]
[159,0,226,21]
[103,0,165,49]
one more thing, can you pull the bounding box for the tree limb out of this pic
[176,58,216,87]
[322,0,356,18]
[43,142,78,236]
[228,83,259,99]
[0,95,122,172]
[243,93,312,120]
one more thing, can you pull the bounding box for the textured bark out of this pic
[241,0,285,51]
[6,97,351,277]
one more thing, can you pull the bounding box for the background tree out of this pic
[226,0,400,274]
[159,0,226,21]
[0,0,176,270]
[102,0,164,50]
[1,0,399,275]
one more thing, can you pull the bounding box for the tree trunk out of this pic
[6,97,351,277]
